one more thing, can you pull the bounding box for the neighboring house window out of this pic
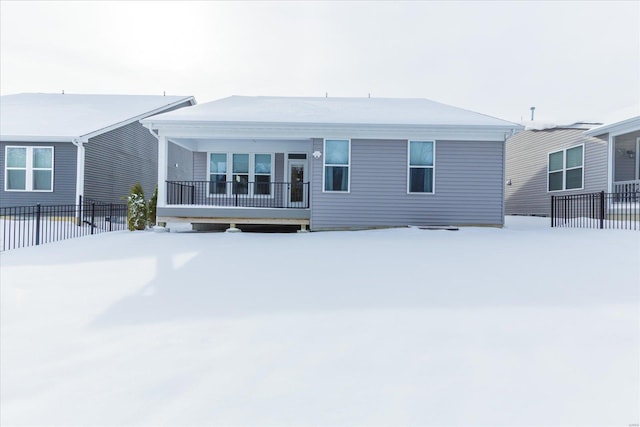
[5,146,54,191]
[548,145,583,192]
[324,139,350,192]
[209,153,273,196]
[408,141,435,193]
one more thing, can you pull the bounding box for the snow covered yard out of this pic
[1,217,638,426]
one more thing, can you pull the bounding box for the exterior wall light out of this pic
[312,151,322,159]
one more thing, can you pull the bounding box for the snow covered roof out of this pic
[584,115,640,137]
[143,96,521,128]
[0,93,195,142]
[520,121,602,131]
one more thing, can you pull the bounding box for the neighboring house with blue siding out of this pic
[141,96,522,231]
[0,93,195,207]
[505,115,640,216]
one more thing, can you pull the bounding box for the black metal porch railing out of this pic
[551,191,639,230]
[0,200,128,251]
[166,181,310,208]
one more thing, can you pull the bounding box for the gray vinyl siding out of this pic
[505,129,608,216]
[0,141,77,207]
[84,121,158,203]
[193,152,207,180]
[613,130,640,181]
[310,138,505,230]
[167,142,194,181]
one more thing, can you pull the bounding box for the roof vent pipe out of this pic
[530,106,536,121]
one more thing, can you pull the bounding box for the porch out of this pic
[612,179,640,194]
[157,180,311,230]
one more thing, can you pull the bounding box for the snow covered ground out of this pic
[1,216,638,426]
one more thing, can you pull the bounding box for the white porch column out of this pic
[157,134,168,207]
[72,138,86,203]
[607,134,614,193]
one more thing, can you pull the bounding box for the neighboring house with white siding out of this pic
[505,114,640,217]
[141,95,523,231]
[0,93,195,207]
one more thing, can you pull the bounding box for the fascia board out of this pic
[152,121,522,142]
[79,96,196,142]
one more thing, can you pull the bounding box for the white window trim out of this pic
[407,140,436,194]
[322,139,351,193]
[4,146,54,192]
[547,144,585,192]
[207,152,275,198]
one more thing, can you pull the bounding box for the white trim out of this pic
[407,140,436,194]
[547,144,585,192]
[144,122,520,143]
[4,145,54,192]
[322,139,351,193]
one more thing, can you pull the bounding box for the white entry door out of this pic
[287,160,307,207]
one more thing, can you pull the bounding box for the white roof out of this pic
[0,93,195,142]
[143,95,520,128]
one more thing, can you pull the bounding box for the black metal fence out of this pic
[551,191,639,230]
[0,200,128,251]
[166,180,310,208]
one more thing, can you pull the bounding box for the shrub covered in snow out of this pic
[148,186,158,227]
[127,183,147,231]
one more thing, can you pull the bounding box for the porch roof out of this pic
[584,115,640,138]
[142,96,522,129]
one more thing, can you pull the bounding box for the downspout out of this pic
[71,137,86,204]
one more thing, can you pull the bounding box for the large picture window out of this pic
[5,146,54,191]
[208,153,273,196]
[324,139,350,192]
[408,141,435,193]
[548,145,583,192]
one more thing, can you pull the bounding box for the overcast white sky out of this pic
[1,1,638,124]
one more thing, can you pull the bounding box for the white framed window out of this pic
[208,153,273,196]
[5,146,54,192]
[323,139,350,192]
[548,144,584,192]
[408,140,435,193]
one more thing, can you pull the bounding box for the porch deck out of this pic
[159,181,311,230]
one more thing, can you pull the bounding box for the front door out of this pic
[288,160,307,207]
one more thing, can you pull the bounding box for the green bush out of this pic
[127,183,148,231]
[148,185,158,226]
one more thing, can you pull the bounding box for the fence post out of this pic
[90,203,96,235]
[550,195,555,227]
[77,195,83,226]
[599,191,605,229]
[109,203,113,232]
[35,204,41,246]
